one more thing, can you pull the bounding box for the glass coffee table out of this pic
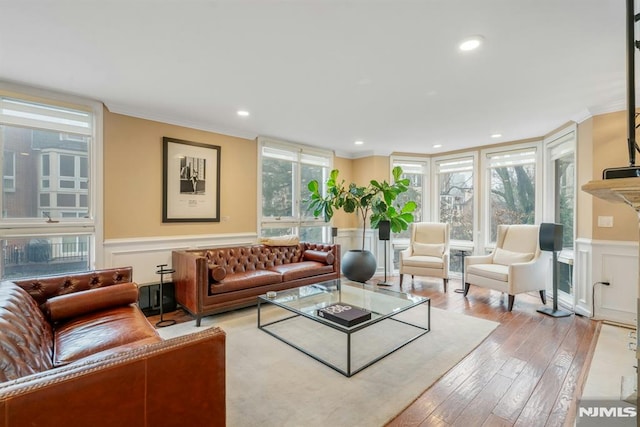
[257,279,430,377]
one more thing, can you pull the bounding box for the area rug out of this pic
[158,305,499,427]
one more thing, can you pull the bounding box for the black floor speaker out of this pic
[139,282,176,317]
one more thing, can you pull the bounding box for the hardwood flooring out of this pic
[148,275,599,427]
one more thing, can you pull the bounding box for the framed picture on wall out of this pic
[162,137,221,222]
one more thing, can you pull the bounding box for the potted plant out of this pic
[307,166,417,282]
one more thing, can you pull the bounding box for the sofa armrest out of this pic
[172,251,209,315]
[0,327,226,427]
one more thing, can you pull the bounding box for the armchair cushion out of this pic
[492,248,533,266]
[412,242,444,257]
[466,263,509,282]
[402,255,444,269]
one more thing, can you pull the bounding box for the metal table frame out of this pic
[257,283,430,377]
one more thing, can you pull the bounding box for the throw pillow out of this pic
[303,250,335,265]
[44,282,139,322]
[208,264,227,282]
[493,248,534,266]
[258,234,300,246]
[412,242,444,257]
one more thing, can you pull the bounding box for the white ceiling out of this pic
[0,0,630,157]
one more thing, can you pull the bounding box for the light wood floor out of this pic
[149,275,599,427]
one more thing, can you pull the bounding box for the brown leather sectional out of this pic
[0,267,226,427]
[173,242,341,325]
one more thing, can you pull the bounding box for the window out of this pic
[483,144,541,245]
[258,138,332,241]
[391,158,428,239]
[435,155,475,242]
[434,154,476,276]
[0,90,101,279]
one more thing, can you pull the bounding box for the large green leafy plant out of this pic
[307,166,417,251]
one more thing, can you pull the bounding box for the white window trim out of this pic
[543,123,577,260]
[390,155,430,222]
[480,140,543,250]
[431,151,479,252]
[0,81,103,269]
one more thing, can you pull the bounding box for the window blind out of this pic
[487,148,536,168]
[0,97,92,136]
[437,157,473,174]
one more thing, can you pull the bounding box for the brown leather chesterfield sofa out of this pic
[173,242,340,326]
[0,267,226,427]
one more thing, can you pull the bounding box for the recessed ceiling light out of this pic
[354,140,364,145]
[491,133,502,138]
[433,144,442,148]
[237,110,250,117]
[459,35,484,51]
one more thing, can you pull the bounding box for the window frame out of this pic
[480,140,543,251]
[0,82,103,273]
[432,151,478,253]
[257,137,333,241]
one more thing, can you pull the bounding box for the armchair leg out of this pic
[399,274,404,287]
[443,278,448,293]
[507,295,515,311]
[539,290,546,305]
[463,283,470,296]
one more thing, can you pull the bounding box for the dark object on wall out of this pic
[537,223,572,318]
[139,281,176,317]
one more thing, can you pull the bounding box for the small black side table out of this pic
[155,264,176,327]
[453,249,472,294]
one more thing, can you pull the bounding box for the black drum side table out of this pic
[155,264,176,327]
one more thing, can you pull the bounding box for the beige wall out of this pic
[590,110,638,241]
[103,107,636,244]
[104,109,257,239]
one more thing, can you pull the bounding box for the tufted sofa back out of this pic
[202,243,336,275]
[9,267,134,307]
[0,283,53,382]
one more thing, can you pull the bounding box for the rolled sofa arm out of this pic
[0,327,226,427]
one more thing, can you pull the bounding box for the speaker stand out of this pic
[537,251,572,318]
[155,264,177,327]
[377,240,392,286]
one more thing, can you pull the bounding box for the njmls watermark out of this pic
[577,400,637,426]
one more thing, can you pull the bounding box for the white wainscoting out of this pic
[576,238,638,326]
[102,233,257,285]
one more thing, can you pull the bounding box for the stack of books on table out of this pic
[317,303,371,327]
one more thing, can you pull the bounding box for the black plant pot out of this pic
[341,249,377,283]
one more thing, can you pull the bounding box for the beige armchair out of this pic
[399,222,450,292]
[464,224,547,311]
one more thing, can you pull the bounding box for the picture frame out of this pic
[162,137,221,222]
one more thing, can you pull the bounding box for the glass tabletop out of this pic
[259,279,428,329]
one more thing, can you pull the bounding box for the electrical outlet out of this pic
[597,216,614,228]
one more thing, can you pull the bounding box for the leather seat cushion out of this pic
[466,264,509,282]
[402,255,443,269]
[269,261,333,281]
[210,270,283,294]
[54,305,161,366]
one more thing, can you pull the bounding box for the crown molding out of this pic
[105,101,258,141]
